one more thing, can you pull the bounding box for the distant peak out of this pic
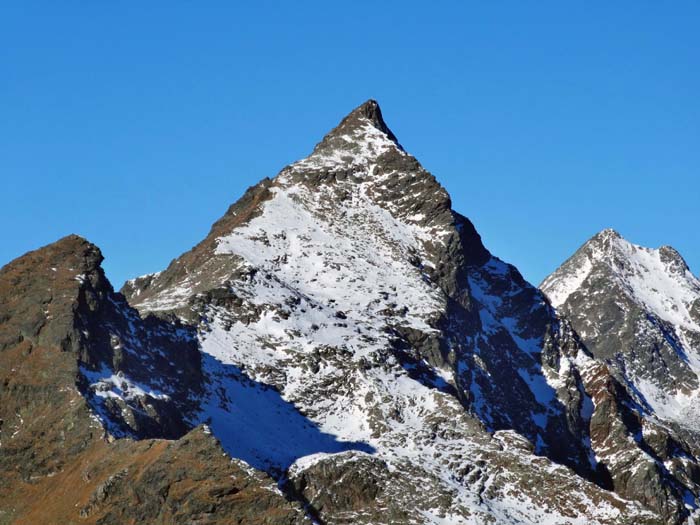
[593,228,623,241]
[585,230,689,270]
[583,228,627,253]
[577,229,692,278]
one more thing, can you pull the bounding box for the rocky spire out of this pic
[327,99,402,147]
[288,99,405,173]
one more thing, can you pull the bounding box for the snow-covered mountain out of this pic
[542,228,700,521]
[542,229,700,425]
[118,101,675,523]
[1,100,698,524]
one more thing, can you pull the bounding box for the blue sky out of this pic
[2,2,698,288]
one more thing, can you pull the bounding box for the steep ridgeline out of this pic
[0,236,307,524]
[121,101,660,524]
[542,229,700,520]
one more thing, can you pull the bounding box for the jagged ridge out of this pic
[542,229,700,521]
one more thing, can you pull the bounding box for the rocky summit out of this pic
[1,100,699,524]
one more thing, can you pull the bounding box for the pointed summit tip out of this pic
[595,228,623,240]
[353,99,386,127]
[292,99,406,171]
[334,99,402,148]
[585,228,625,248]
[583,228,627,252]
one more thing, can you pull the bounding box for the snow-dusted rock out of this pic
[117,101,672,523]
[543,228,700,520]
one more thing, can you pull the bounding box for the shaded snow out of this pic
[541,255,592,308]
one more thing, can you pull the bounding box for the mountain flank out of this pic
[2,101,698,524]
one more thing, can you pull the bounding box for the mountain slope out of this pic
[0,235,308,524]
[542,229,700,427]
[542,228,700,520]
[119,101,663,524]
[3,100,694,524]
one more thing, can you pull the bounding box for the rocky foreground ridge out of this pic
[1,101,699,524]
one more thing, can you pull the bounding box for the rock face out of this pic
[1,100,696,524]
[0,234,202,440]
[542,228,700,522]
[0,235,308,524]
[118,100,657,523]
[542,229,700,401]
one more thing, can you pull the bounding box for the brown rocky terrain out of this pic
[0,235,308,525]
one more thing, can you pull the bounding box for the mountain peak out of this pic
[543,229,700,329]
[289,99,405,172]
[584,230,691,274]
[583,228,625,252]
[593,227,622,241]
[336,99,400,144]
[1,234,104,279]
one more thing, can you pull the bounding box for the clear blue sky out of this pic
[2,2,699,288]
